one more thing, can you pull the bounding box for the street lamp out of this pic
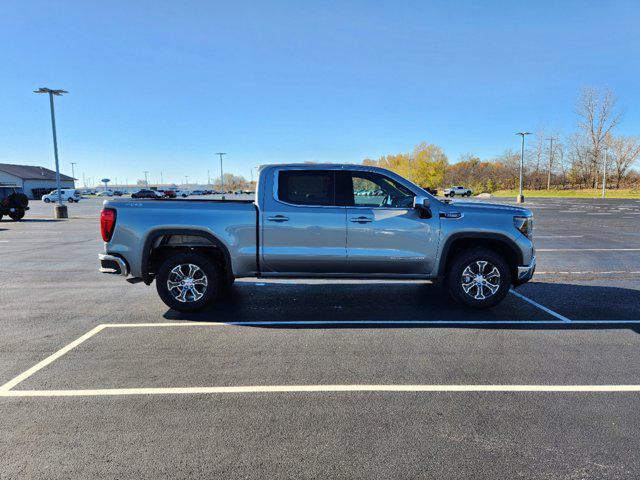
[216,152,226,191]
[515,132,531,203]
[143,171,149,188]
[70,162,77,188]
[602,147,608,199]
[34,87,68,218]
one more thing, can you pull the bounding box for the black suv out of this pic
[0,185,29,221]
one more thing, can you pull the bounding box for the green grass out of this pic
[489,189,640,199]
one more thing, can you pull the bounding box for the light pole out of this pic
[34,87,68,217]
[185,175,189,187]
[70,162,77,188]
[143,171,149,188]
[516,132,531,203]
[602,147,608,198]
[216,152,226,191]
[546,137,555,190]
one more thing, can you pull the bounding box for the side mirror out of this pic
[413,196,432,218]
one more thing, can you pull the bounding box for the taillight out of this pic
[100,208,117,242]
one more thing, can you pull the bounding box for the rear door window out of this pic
[277,170,335,206]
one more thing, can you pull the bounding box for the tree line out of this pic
[364,88,640,193]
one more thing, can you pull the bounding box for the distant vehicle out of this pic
[99,164,535,312]
[162,190,177,198]
[0,185,29,221]
[42,188,81,203]
[443,186,472,197]
[97,190,114,197]
[191,190,205,196]
[174,190,190,198]
[131,189,163,199]
[423,187,438,196]
[112,190,124,196]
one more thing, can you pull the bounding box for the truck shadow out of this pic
[162,280,640,332]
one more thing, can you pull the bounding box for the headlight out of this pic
[513,216,533,238]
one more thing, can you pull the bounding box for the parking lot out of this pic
[1,196,640,479]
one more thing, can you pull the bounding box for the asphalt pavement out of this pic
[1,195,640,479]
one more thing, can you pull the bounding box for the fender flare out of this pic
[437,232,524,277]
[141,228,233,283]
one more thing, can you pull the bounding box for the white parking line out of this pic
[535,235,583,239]
[537,248,640,252]
[4,321,640,398]
[536,270,640,275]
[508,290,571,322]
[3,384,640,397]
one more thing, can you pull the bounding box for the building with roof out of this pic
[0,164,75,199]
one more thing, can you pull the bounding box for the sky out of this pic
[1,0,639,186]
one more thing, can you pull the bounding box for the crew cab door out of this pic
[260,169,347,273]
[339,171,439,275]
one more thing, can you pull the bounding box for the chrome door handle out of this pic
[268,215,289,222]
[349,216,373,223]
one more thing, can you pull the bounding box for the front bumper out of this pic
[515,256,536,285]
[98,253,129,277]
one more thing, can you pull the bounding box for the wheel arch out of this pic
[141,228,233,285]
[438,232,523,282]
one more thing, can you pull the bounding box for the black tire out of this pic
[155,252,220,312]
[449,192,455,197]
[445,247,511,308]
[0,214,3,222]
[9,210,25,221]
[44,198,51,203]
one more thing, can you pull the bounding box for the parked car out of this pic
[97,190,114,197]
[112,190,124,196]
[443,186,473,197]
[131,189,163,199]
[42,188,81,203]
[0,185,29,221]
[174,190,190,198]
[191,190,205,196]
[99,164,535,312]
[162,189,177,198]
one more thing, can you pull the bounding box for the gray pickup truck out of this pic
[99,164,535,311]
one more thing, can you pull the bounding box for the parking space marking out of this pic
[536,270,640,275]
[5,321,640,398]
[537,248,640,252]
[0,325,107,392]
[3,384,640,397]
[508,290,571,322]
[535,235,583,239]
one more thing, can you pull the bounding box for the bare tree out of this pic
[576,88,622,187]
[608,136,640,188]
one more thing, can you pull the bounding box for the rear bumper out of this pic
[98,253,129,277]
[515,256,535,285]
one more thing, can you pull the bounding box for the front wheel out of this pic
[43,198,51,203]
[155,252,220,312]
[445,247,511,308]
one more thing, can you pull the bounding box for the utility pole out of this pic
[546,137,555,190]
[207,170,210,186]
[143,171,149,188]
[160,171,163,185]
[216,152,226,191]
[516,132,531,203]
[185,175,189,187]
[34,87,68,217]
[70,162,77,188]
[602,147,608,198]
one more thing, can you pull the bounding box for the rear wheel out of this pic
[449,192,455,197]
[155,252,220,312]
[44,198,51,203]
[446,247,511,308]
